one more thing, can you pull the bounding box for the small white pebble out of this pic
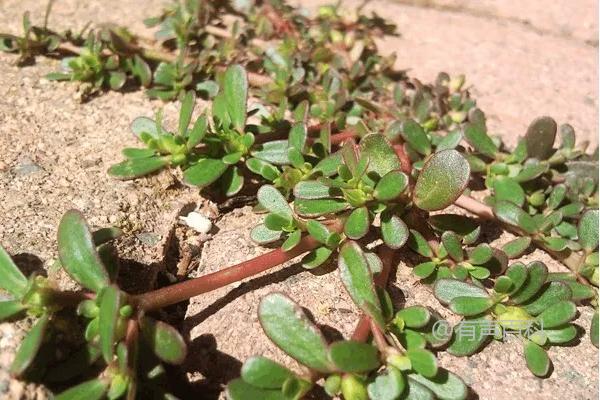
[179,212,212,234]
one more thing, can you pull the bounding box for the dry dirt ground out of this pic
[0,0,598,399]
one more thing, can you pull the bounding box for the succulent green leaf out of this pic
[381,211,409,249]
[578,209,599,251]
[328,341,380,373]
[183,158,228,187]
[187,115,207,149]
[140,316,187,364]
[401,119,431,156]
[226,378,285,400]
[447,317,490,356]
[367,367,405,400]
[0,300,25,321]
[256,185,293,221]
[131,116,162,139]
[413,150,470,211]
[374,170,408,201]
[313,152,343,177]
[544,324,578,344]
[467,244,493,265]
[449,296,495,316]
[55,379,109,400]
[511,262,548,304]
[306,220,331,244]
[428,214,480,244]
[240,356,293,389]
[289,123,307,152]
[344,207,370,239]
[505,262,528,294]
[178,91,195,136]
[359,134,402,181]
[524,340,551,377]
[535,301,577,328]
[0,245,28,298]
[396,306,431,329]
[221,165,244,196]
[281,230,302,251]
[294,198,349,217]
[501,237,531,259]
[58,210,110,292]
[246,158,280,181]
[413,261,437,279]
[493,201,538,234]
[407,369,468,400]
[407,349,438,378]
[250,224,282,244]
[441,231,464,262]
[108,71,126,90]
[258,293,332,372]
[398,328,428,350]
[564,280,595,302]
[433,279,490,305]
[514,162,549,182]
[493,276,514,293]
[463,122,497,158]
[591,311,599,348]
[10,314,49,376]
[294,180,340,200]
[98,285,121,363]
[251,140,290,165]
[525,116,557,160]
[492,177,525,207]
[302,246,333,269]
[108,156,169,179]
[436,130,463,152]
[122,148,155,159]
[338,241,384,326]
[523,282,572,316]
[407,229,433,257]
[224,64,248,131]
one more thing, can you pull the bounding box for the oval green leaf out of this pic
[413,150,470,211]
[58,210,109,292]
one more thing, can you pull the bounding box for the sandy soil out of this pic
[0,0,597,399]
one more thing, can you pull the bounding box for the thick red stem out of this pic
[393,144,413,175]
[133,235,321,311]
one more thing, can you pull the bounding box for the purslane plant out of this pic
[3,113,597,398]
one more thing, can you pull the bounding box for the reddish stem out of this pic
[454,194,494,220]
[393,144,413,175]
[454,194,587,276]
[133,234,323,311]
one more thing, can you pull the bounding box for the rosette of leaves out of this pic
[435,260,593,377]
[251,184,343,269]
[110,65,252,195]
[1,210,187,399]
[0,9,61,65]
[146,55,196,101]
[143,0,215,48]
[46,32,128,97]
[493,199,586,255]
[390,305,453,353]
[408,228,507,283]
[228,242,467,400]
